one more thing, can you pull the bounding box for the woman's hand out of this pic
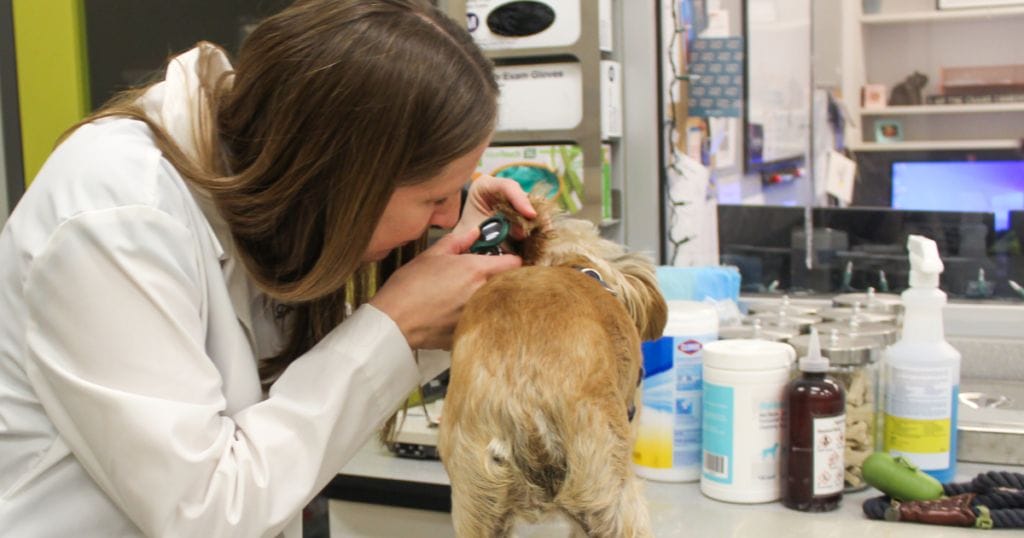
[368,227,522,350]
[454,175,537,239]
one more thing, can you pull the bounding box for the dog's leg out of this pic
[560,475,651,538]
[446,437,519,538]
[555,407,653,538]
[450,480,516,538]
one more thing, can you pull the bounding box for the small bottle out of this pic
[782,328,846,512]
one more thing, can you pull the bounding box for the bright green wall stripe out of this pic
[12,0,89,186]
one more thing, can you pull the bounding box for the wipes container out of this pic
[634,301,718,482]
[700,339,794,503]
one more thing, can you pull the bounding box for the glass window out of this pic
[665,0,1024,301]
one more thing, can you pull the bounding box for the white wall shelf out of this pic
[860,103,1024,116]
[852,139,1021,152]
[842,1,1024,150]
[861,5,1024,25]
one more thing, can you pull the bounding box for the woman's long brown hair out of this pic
[62,0,498,384]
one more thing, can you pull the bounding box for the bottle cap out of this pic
[907,235,944,288]
[798,327,829,373]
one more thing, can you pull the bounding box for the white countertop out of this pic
[330,442,1017,537]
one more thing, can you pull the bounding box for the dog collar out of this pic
[573,266,616,295]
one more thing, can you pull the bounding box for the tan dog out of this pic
[438,196,668,537]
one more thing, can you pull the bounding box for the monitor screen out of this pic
[891,160,1024,232]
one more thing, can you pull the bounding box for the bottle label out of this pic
[634,334,713,471]
[813,414,846,496]
[884,365,953,470]
[702,380,786,487]
[701,382,733,484]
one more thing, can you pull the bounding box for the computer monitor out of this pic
[891,159,1024,232]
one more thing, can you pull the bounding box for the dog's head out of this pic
[494,194,668,341]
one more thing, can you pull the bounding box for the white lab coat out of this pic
[0,46,448,537]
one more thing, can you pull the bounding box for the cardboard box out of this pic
[494,62,583,132]
[941,64,1024,96]
[466,0,612,53]
[495,61,620,140]
[467,0,580,51]
[477,144,612,215]
[601,60,623,139]
[599,0,613,53]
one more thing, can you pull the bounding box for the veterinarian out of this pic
[0,1,535,536]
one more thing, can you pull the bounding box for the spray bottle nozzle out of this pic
[798,328,829,373]
[907,235,944,288]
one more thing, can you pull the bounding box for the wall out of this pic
[0,64,7,228]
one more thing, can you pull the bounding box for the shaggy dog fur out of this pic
[438,196,668,537]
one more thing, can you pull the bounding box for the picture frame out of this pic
[861,84,887,109]
[874,119,904,143]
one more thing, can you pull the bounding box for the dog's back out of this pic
[439,265,650,537]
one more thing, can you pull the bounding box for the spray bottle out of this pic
[782,328,845,512]
[882,235,961,483]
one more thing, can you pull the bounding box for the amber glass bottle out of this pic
[782,329,846,512]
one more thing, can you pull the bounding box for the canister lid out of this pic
[703,339,796,371]
[788,331,875,366]
[664,300,719,335]
[718,322,798,342]
[747,311,822,330]
[817,305,896,324]
[745,295,820,316]
[833,288,903,314]
[815,320,899,346]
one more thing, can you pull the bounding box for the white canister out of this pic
[633,301,718,482]
[700,339,795,503]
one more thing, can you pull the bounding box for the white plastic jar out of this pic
[633,301,718,482]
[700,339,795,503]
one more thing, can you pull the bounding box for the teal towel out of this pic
[656,265,741,302]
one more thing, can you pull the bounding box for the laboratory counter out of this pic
[324,441,1021,537]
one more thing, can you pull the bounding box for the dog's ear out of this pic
[494,192,559,265]
[614,254,668,342]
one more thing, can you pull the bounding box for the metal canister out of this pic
[747,311,822,334]
[815,320,899,347]
[789,331,878,492]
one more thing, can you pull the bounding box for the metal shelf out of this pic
[860,103,1024,116]
[861,5,1024,25]
[852,139,1021,152]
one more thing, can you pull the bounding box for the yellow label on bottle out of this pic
[633,422,673,468]
[883,415,951,454]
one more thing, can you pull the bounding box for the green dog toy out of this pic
[862,452,944,501]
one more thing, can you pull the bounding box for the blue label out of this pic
[641,334,714,469]
[924,384,959,484]
[641,338,674,377]
[702,382,734,484]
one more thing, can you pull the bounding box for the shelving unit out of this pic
[840,0,1024,151]
[851,139,1021,152]
[445,0,619,229]
[861,4,1024,24]
[860,103,1024,116]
